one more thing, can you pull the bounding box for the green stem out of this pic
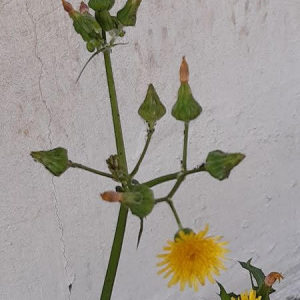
[69,161,114,179]
[167,200,183,229]
[100,43,129,300]
[142,164,206,187]
[182,122,189,170]
[154,198,182,229]
[130,129,154,178]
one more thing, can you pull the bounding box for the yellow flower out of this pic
[157,225,228,291]
[231,290,262,300]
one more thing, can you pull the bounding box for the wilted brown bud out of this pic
[264,272,284,286]
[62,0,74,13]
[180,56,189,83]
[79,1,89,13]
[100,191,123,202]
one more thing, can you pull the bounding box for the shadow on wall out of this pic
[287,297,300,300]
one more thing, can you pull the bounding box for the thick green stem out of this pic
[100,48,129,300]
[130,129,154,178]
[69,161,114,179]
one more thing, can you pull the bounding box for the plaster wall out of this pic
[1,0,300,299]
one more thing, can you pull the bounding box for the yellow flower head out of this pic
[231,290,262,300]
[157,225,228,291]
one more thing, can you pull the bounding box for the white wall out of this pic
[1,0,300,299]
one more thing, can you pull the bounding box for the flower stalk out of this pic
[100,33,129,300]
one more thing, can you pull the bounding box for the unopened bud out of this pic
[264,272,284,287]
[62,0,74,13]
[180,56,189,83]
[171,57,202,122]
[138,84,166,129]
[79,1,89,13]
[88,0,115,12]
[100,191,123,202]
[122,184,154,218]
[31,147,69,177]
[117,0,142,26]
[171,82,202,122]
[106,155,127,181]
[95,10,117,31]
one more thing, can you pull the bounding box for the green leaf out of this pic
[217,282,231,300]
[239,259,265,288]
[31,147,69,176]
[205,150,245,180]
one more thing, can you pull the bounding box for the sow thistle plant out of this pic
[30,0,283,299]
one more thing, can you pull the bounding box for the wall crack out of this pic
[52,177,72,300]
[25,0,53,148]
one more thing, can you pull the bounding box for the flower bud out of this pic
[106,155,127,181]
[88,0,115,12]
[264,272,284,287]
[122,184,154,218]
[62,0,75,14]
[138,84,166,129]
[171,82,202,122]
[95,10,117,31]
[100,191,122,202]
[171,57,202,122]
[31,147,69,177]
[180,56,189,83]
[79,1,89,13]
[117,0,142,26]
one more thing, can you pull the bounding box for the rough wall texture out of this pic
[1,0,300,299]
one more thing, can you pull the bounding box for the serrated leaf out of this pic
[205,150,245,180]
[217,282,231,300]
[239,259,265,288]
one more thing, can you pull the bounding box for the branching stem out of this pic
[69,161,114,179]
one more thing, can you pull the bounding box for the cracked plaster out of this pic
[1,0,300,299]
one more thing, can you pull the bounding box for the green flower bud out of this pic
[122,184,154,218]
[117,0,142,26]
[31,147,69,177]
[172,57,202,122]
[95,10,117,31]
[88,0,115,12]
[174,228,194,240]
[106,155,127,181]
[62,0,104,51]
[171,82,202,122]
[138,84,166,129]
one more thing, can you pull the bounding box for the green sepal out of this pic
[205,150,245,180]
[117,0,142,26]
[88,0,115,12]
[95,10,117,31]
[174,228,194,241]
[171,82,202,122]
[239,259,265,288]
[217,282,231,300]
[122,184,154,218]
[138,84,166,129]
[31,147,69,177]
